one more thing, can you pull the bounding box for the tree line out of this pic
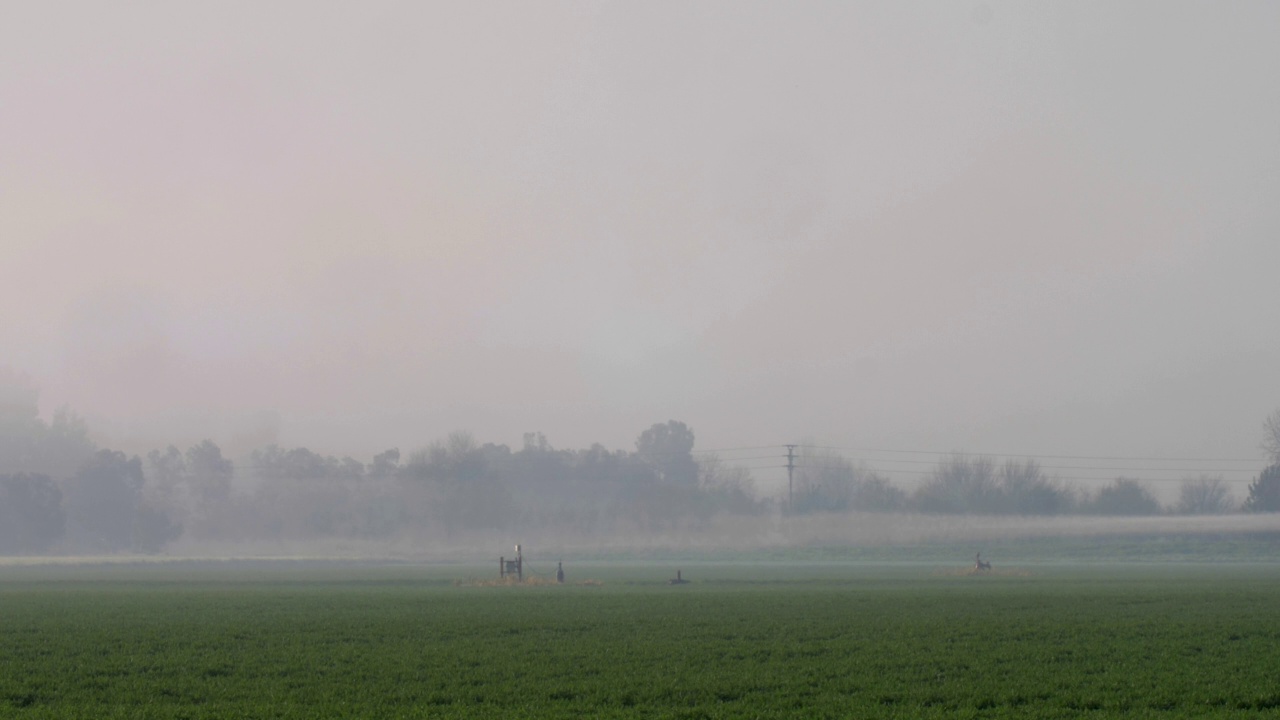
[3,386,1280,555]
[790,450,1274,516]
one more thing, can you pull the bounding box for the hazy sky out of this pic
[3,2,1278,491]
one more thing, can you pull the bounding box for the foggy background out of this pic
[3,1,1279,507]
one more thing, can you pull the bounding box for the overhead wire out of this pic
[789,463,1253,484]
[795,455,1263,474]
[801,444,1264,464]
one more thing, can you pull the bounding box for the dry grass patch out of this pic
[453,576,603,587]
[933,565,1034,577]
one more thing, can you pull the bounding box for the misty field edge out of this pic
[6,524,1280,567]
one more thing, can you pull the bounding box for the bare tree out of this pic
[913,453,999,514]
[1263,408,1280,464]
[998,459,1076,515]
[695,454,759,514]
[1176,475,1234,514]
[791,447,858,513]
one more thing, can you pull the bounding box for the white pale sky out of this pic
[2,1,1278,490]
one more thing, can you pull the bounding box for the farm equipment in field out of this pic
[500,545,523,581]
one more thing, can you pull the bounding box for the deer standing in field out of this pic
[974,553,992,572]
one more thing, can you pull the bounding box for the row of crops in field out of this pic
[3,562,1280,717]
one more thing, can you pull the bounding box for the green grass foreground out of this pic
[3,562,1280,718]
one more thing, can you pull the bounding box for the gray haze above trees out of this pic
[1,3,1278,468]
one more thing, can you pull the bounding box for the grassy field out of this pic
[3,561,1280,718]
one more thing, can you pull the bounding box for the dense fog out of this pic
[3,4,1280,559]
[4,373,1279,557]
[4,3,1280,467]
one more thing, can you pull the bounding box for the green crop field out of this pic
[3,561,1280,718]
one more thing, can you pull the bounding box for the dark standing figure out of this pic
[556,561,565,584]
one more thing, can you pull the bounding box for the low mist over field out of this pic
[3,3,1280,558]
[4,396,1280,559]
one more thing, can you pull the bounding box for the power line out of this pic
[803,455,1263,474]
[802,445,1265,464]
[696,451,792,463]
[792,462,1256,484]
[690,445,786,456]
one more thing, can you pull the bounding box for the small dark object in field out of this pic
[669,570,689,585]
[974,553,992,572]
[500,545,524,581]
[556,561,564,584]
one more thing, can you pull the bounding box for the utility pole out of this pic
[785,444,797,513]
